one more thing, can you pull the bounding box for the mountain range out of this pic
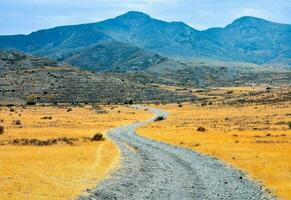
[0,11,290,71]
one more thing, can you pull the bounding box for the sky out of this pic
[0,0,290,35]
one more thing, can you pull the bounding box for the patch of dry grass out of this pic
[0,105,151,200]
[138,102,291,200]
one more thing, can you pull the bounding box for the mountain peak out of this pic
[120,11,151,19]
[228,16,270,27]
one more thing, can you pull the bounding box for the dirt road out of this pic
[78,107,274,200]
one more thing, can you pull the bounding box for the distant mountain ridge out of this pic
[0,11,290,68]
[0,24,164,71]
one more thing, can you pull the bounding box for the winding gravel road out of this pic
[78,107,274,200]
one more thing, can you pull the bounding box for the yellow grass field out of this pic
[138,102,291,200]
[0,105,151,200]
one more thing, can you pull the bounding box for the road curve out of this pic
[78,107,274,200]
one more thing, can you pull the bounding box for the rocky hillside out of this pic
[149,59,291,87]
[64,40,163,72]
[0,50,194,104]
[0,11,290,66]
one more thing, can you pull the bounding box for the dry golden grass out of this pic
[138,102,291,200]
[0,105,151,200]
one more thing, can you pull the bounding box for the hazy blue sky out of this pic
[0,0,290,35]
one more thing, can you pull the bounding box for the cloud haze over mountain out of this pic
[0,0,290,35]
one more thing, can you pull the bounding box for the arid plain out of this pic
[0,105,150,200]
[138,86,291,200]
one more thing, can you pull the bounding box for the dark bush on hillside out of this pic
[226,90,234,94]
[27,101,36,105]
[124,100,133,105]
[201,102,207,107]
[288,122,291,129]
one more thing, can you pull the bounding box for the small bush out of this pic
[288,122,291,129]
[41,116,52,120]
[91,133,103,141]
[13,120,21,125]
[197,126,206,132]
[178,104,183,107]
[0,126,4,135]
[67,108,72,112]
[201,102,207,107]
[154,116,165,122]
[27,101,36,105]
[124,100,133,105]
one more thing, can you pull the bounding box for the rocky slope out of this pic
[64,40,163,72]
[0,50,194,104]
[1,50,289,106]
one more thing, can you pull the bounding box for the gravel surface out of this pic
[78,107,274,200]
